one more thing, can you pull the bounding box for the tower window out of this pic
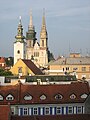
[29,41,31,47]
[42,40,44,47]
[17,50,20,54]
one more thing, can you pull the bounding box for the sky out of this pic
[0,0,90,58]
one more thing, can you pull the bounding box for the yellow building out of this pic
[10,59,43,76]
[47,53,90,80]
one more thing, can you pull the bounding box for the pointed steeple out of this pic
[26,11,36,47]
[15,16,25,42]
[28,10,34,30]
[40,9,48,48]
[41,9,46,31]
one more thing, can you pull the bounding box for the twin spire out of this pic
[42,9,46,30]
[28,10,34,30]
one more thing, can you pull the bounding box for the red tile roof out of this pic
[22,59,43,75]
[0,57,6,63]
[11,114,90,120]
[0,105,11,120]
[0,81,89,105]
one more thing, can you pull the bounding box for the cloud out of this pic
[47,6,90,17]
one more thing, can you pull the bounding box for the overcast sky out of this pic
[0,0,90,58]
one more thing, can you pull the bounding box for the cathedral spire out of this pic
[41,9,46,30]
[40,9,48,48]
[28,10,34,30]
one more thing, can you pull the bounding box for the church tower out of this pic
[40,11,48,48]
[26,11,37,59]
[14,16,26,65]
[39,11,48,67]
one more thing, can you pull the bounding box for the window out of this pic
[45,107,50,115]
[73,67,78,71]
[68,107,73,114]
[6,94,14,101]
[89,67,90,71]
[66,67,69,71]
[40,94,46,100]
[18,67,22,73]
[17,50,20,54]
[24,94,32,100]
[0,95,3,101]
[55,94,63,100]
[34,52,39,57]
[81,94,88,99]
[56,107,62,114]
[42,40,44,47]
[23,108,28,115]
[77,106,82,114]
[29,41,31,47]
[33,108,38,115]
[70,94,76,99]
[82,67,86,71]
[11,107,15,115]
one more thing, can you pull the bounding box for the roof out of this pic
[22,59,43,75]
[0,81,89,105]
[0,57,6,63]
[11,114,90,120]
[48,57,90,65]
[0,105,11,120]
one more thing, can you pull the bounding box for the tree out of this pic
[0,68,13,76]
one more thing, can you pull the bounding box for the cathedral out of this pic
[14,11,50,68]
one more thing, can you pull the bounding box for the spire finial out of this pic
[42,8,46,28]
[29,10,34,30]
[19,16,22,25]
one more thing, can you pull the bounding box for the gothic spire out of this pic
[41,9,46,30]
[28,10,34,30]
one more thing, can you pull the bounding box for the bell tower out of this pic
[14,16,26,65]
[26,11,36,48]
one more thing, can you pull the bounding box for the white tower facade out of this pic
[14,17,26,65]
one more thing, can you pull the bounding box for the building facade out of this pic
[48,53,90,80]
[14,12,49,68]
[0,81,89,116]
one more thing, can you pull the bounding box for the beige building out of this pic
[47,53,90,80]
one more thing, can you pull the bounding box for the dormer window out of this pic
[40,94,46,100]
[70,94,76,99]
[6,94,14,101]
[24,94,32,100]
[55,94,63,100]
[0,95,3,101]
[81,94,88,99]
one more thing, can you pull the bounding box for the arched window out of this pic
[24,94,33,100]
[17,50,20,54]
[42,40,44,47]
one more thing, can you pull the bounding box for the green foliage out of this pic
[48,50,55,62]
[5,57,14,67]
[0,68,13,76]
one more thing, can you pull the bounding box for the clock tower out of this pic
[14,16,26,65]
